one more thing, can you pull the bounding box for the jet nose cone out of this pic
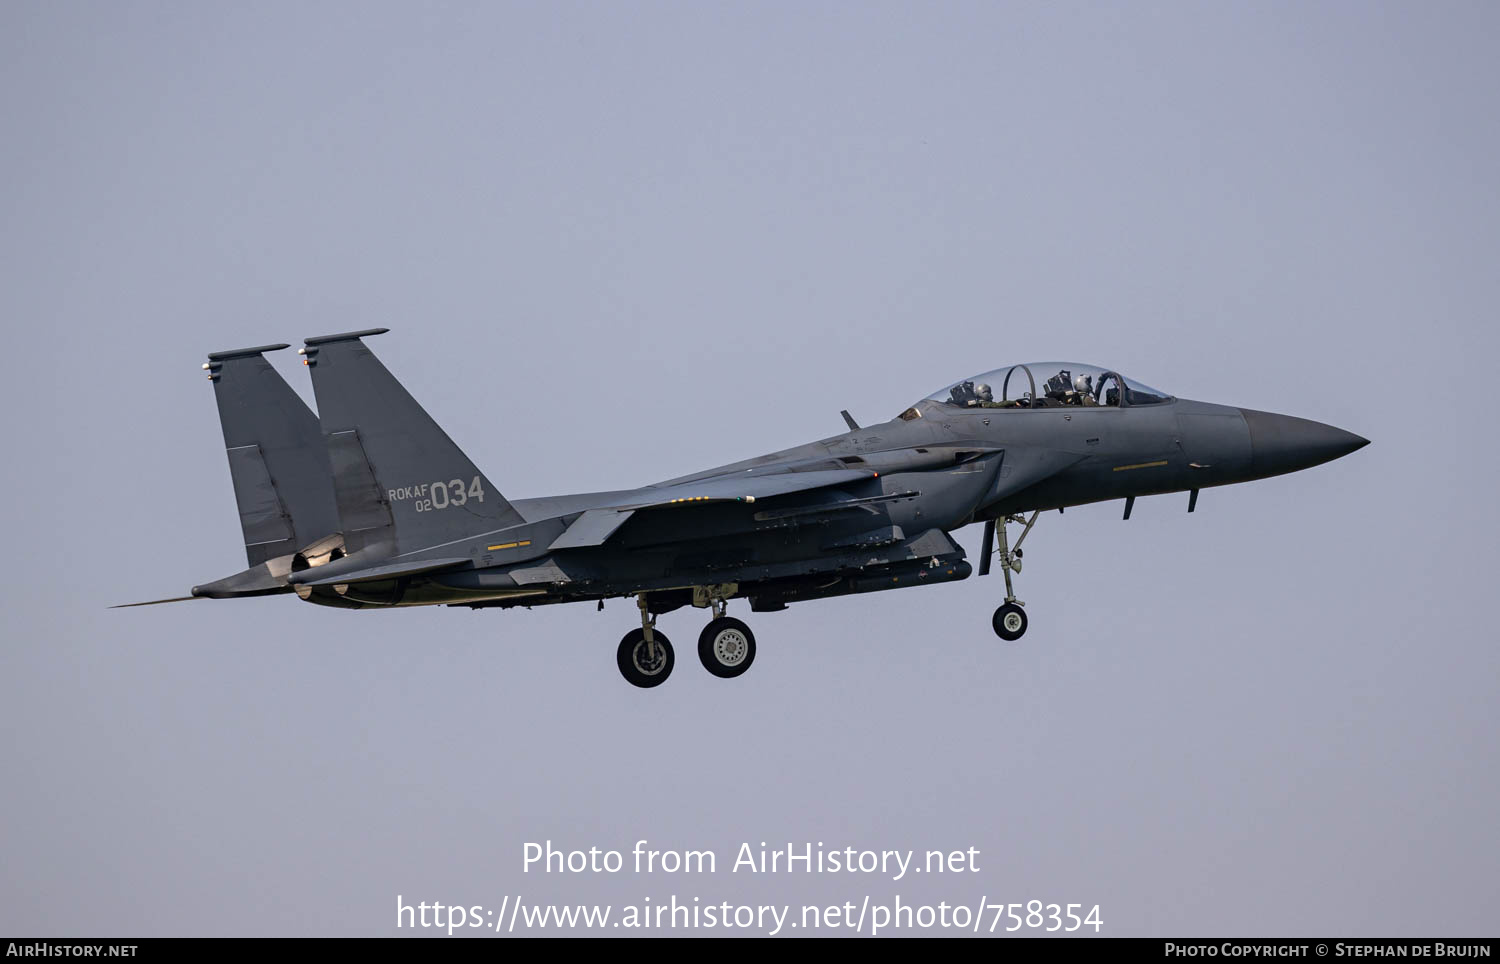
[1238,408,1369,479]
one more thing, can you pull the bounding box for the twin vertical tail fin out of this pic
[120,331,513,609]
[300,329,524,556]
[205,344,341,566]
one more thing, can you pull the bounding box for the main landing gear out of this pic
[984,511,1041,641]
[616,595,674,688]
[698,602,756,680]
[616,587,757,688]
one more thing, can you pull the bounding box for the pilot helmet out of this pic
[1073,373,1093,394]
[974,382,993,402]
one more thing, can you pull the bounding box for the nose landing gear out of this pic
[986,511,1040,641]
[993,602,1028,641]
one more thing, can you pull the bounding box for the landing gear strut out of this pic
[988,511,1040,641]
[617,594,674,688]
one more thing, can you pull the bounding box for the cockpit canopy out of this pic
[902,362,1172,418]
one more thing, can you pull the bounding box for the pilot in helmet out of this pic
[970,382,1017,408]
[1073,373,1098,406]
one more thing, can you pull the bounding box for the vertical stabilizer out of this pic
[300,329,524,555]
[204,344,341,566]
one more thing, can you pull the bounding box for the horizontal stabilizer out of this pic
[290,556,471,588]
[115,555,300,607]
[191,559,295,599]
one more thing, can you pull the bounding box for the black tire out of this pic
[698,616,757,678]
[617,628,674,688]
[992,603,1028,641]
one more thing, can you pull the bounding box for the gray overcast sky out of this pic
[2,0,1496,937]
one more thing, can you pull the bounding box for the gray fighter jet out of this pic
[122,329,1368,688]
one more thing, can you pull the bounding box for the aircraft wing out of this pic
[546,468,878,550]
[619,468,878,509]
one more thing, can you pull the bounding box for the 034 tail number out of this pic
[388,477,485,512]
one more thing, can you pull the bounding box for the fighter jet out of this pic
[122,329,1368,688]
